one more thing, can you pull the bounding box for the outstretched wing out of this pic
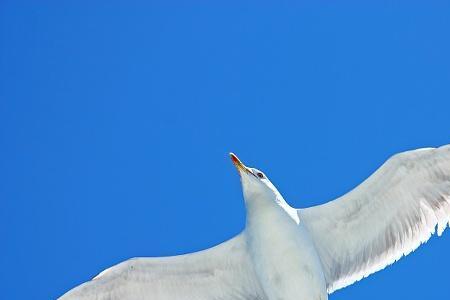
[298,144,450,293]
[59,233,266,300]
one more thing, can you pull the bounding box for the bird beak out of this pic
[230,153,250,175]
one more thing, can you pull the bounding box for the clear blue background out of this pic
[1,1,450,299]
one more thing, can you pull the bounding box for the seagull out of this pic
[59,144,450,300]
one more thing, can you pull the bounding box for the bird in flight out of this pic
[60,144,450,300]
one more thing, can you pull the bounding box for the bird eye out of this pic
[256,172,264,179]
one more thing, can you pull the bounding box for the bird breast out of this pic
[245,205,328,300]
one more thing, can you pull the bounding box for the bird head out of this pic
[230,153,281,203]
[230,153,298,223]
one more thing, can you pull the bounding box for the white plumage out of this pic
[299,145,450,292]
[62,234,266,300]
[60,144,450,300]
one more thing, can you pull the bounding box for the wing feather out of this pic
[299,144,450,293]
[59,233,266,300]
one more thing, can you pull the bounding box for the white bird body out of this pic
[246,206,327,300]
[59,145,450,300]
[243,173,327,300]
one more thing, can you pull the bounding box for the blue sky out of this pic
[1,1,450,299]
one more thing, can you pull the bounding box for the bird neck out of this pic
[244,192,299,227]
